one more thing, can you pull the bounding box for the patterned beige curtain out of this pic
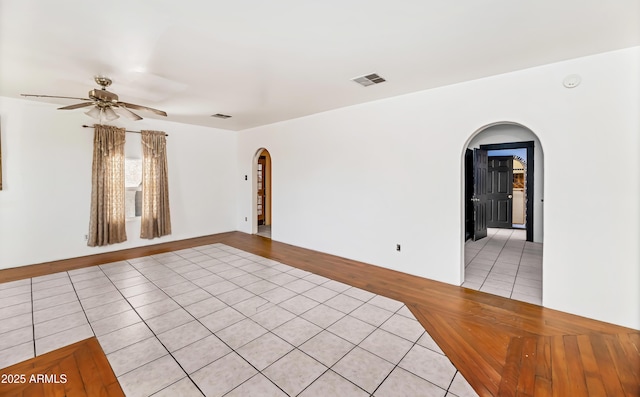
[140,130,171,239]
[88,124,127,246]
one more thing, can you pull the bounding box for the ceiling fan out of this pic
[21,76,167,121]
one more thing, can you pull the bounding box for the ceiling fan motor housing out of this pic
[89,89,118,103]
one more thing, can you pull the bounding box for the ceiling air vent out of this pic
[211,113,232,119]
[351,73,386,87]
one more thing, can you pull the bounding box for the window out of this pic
[125,158,142,218]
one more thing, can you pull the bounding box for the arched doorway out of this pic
[462,122,544,305]
[253,148,272,238]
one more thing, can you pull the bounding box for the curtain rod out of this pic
[81,125,169,136]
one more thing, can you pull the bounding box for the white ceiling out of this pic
[1,0,638,131]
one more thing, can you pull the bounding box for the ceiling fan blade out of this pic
[58,102,94,110]
[21,94,91,101]
[114,105,143,121]
[118,102,167,117]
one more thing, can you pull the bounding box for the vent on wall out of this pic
[351,73,386,87]
[211,113,232,119]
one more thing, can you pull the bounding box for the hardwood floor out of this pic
[0,338,124,397]
[0,232,638,396]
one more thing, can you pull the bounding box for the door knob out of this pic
[508,194,513,199]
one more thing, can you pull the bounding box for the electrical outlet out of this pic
[245,217,248,221]
[84,234,89,241]
[396,244,401,252]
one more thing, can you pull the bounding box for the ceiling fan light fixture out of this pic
[85,106,119,122]
[103,107,119,121]
[85,106,102,119]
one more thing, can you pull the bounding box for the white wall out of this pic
[0,48,637,330]
[0,97,238,269]
[467,123,544,243]
[237,47,640,329]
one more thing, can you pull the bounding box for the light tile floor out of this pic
[257,225,272,239]
[463,228,543,305]
[0,244,478,397]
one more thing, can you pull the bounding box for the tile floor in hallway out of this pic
[0,244,477,397]
[257,225,272,239]
[463,228,543,305]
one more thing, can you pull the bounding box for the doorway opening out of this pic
[465,141,535,242]
[462,123,544,305]
[488,149,527,229]
[254,148,272,238]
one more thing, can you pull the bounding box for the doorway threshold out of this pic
[257,225,271,238]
